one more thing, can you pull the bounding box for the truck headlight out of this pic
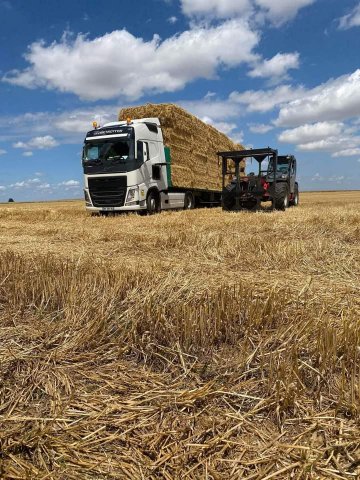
[126,187,138,204]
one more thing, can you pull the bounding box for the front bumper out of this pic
[86,203,145,212]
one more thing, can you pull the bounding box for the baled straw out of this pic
[119,103,243,190]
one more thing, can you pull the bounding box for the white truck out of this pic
[82,118,222,214]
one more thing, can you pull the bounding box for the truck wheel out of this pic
[146,190,160,214]
[272,183,289,211]
[290,184,299,207]
[184,192,195,210]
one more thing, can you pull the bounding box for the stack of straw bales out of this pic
[119,103,243,191]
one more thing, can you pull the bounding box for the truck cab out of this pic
[82,118,183,213]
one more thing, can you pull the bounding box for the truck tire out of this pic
[184,191,195,210]
[272,183,289,211]
[146,190,161,214]
[290,184,299,207]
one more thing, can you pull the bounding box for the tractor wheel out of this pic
[146,190,161,214]
[290,184,299,207]
[222,186,235,211]
[272,183,289,211]
[184,191,195,210]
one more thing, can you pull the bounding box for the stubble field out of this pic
[0,191,359,479]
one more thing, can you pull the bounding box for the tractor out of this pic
[218,148,299,211]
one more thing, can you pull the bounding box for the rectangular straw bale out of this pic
[119,103,243,190]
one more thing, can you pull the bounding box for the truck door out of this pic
[139,140,167,192]
[149,141,167,191]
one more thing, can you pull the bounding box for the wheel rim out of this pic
[294,193,299,205]
[284,195,289,208]
[150,197,156,211]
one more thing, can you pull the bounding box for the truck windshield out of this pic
[82,139,139,174]
[84,140,133,162]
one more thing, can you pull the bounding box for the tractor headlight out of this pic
[126,187,139,205]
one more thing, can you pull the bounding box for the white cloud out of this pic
[13,135,59,150]
[248,52,299,80]
[248,123,274,134]
[181,0,252,19]
[3,177,80,193]
[0,106,118,145]
[328,175,345,183]
[37,183,51,190]
[13,141,27,149]
[59,180,80,187]
[22,151,33,157]
[3,21,259,101]
[277,70,360,127]
[201,116,243,143]
[167,16,178,24]
[202,116,237,135]
[254,0,316,25]
[297,135,360,153]
[278,122,344,144]
[333,148,360,158]
[311,173,347,185]
[230,84,306,112]
[54,109,115,133]
[180,0,316,24]
[181,96,243,121]
[0,148,7,155]
[9,177,41,188]
[311,172,323,182]
[0,186,6,191]
[276,118,360,155]
[9,178,41,189]
[338,3,360,30]
[29,135,59,149]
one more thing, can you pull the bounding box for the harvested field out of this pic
[119,104,243,191]
[0,191,359,479]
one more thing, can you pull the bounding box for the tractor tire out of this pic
[184,191,195,210]
[146,190,161,214]
[272,183,289,211]
[290,184,299,207]
[222,186,235,211]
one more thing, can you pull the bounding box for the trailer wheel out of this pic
[272,183,289,211]
[146,190,161,214]
[290,184,299,207]
[184,192,195,210]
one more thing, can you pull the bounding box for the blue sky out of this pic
[0,0,360,201]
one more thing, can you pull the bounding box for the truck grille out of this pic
[88,176,127,207]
